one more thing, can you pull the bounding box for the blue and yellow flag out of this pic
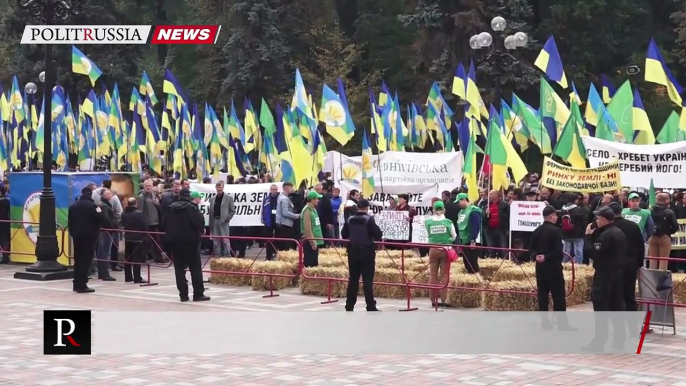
[361,131,375,198]
[72,46,102,87]
[601,74,616,104]
[319,83,355,146]
[645,39,683,106]
[534,36,567,88]
[451,63,467,100]
[632,89,655,145]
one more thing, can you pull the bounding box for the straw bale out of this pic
[276,250,300,263]
[445,273,484,308]
[319,247,348,256]
[478,258,517,281]
[318,254,349,268]
[209,258,255,286]
[672,273,686,304]
[379,249,418,259]
[490,265,537,283]
[483,281,538,311]
[299,267,349,297]
[371,268,408,299]
[251,261,299,291]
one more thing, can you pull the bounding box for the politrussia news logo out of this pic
[43,310,91,355]
[21,25,221,45]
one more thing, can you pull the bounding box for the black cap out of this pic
[594,206,615,221]
[179,188,191,198]
[542,206,557,217]
[609,202,623,215]
[525,188,539,196]
[357,199,370,208]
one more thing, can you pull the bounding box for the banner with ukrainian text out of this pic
[582,136,686,189]
[190,182,283,227]
[541,157,621,193]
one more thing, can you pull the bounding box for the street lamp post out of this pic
[15,0,82,281]
[470,16,528,109]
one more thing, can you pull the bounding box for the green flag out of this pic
[649,178,656,208]
[606,80,634,143]
[259,98,276,136]
[553,102,587,168]
[656,111,679,144]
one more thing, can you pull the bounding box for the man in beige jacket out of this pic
[208,181,236,257]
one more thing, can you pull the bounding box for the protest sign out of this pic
[509,201,547,232]
[328,151,463,192]
[190,182,283,226]
[376,211,411,240]
[540,156,622,193]
[411,216,428,244]
[582,136,686,188]
[338,180,438,216]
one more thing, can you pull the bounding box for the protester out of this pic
[262,184,279,260]
[529,206,565,311]
[341,198,382,312]
[0,186,9,264]
[330,187,342,239]
[387,195,398,210]
[441,190,459,227]
[648,193,679,270]
[275,182,300,250]
[68,186,104,293]
[609,202,644,312]
[121,197,148,283]
[455,193,482,274]
[164,189,209,302]
[137,179,164,263]
[394,193,417,246]
[301,191,324,267]
[483,190,509,258]
[585,206,626,311]
[344,190,360,222]
[208,181,236,257]
[94,180,123,271]
[315,183,334,239]
[425,200,457,308]
[560,193,587,264]
[96,189,118,281]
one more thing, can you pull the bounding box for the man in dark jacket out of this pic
[315,183,334,240]
[121,197,148,283]
[441,190,459,226]
[68,186,105,293]
[262,184,279,260]
[648,193,679,270]
[609,202,644,312]
[164,189,209,302]
[585,206,626,311]
[529,206,566,311]
[560,193,588,264]
[0,186,9,264]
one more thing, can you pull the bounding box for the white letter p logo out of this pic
[54,319,78,347]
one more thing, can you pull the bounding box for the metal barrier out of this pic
[198,234,302,298]
[297,239,577,312]
[0,219,66,258]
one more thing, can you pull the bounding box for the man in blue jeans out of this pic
[560,193,587,264]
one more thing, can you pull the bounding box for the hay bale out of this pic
[318,254,349,268]
[478,258,517,281]
[378,249,418,259]
[319,247,348,256]
[251,261,299,291]
[491,265,537,282]
[672,273,686,304]
[276,250,300,263]
[371,268,407,299]
[483,281,537,311]
[209,258,255,286]
[445,274,483,308]
[299,267,349,297]
[375,257,402,270]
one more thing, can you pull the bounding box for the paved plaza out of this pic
[1,259,686,386]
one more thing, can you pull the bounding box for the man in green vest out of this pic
[425,200,458,307]
[622,192,654,255]
[301,191,324,267]
[455,193,482,274]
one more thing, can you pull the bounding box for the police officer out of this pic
[68,186,104,293]
[529,206,566,311]
[585,206,626,311]
[341,199,382,312]
[164,189,210,302]
[608,202,644,311]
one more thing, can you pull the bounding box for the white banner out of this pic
[582,136,686,189]
[327,151,463,192]
[338,181,438,216]
[509,201,546,232]
[190,182,283,227]
[377,211,411,241]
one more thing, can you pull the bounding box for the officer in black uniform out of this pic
[583,206,627,351]
[608,202,644,311]
[341,199,382,312]
[529,206,566,311]
[68,186,105,293]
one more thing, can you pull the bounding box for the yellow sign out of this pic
[541,157,622,193]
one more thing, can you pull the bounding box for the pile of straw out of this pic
[445,274,484,308]
[671,273,686,304]
[478,258,517,281]
[482,281,538,311]
[371,268,408,299]
[209,258,255,286]
[318,254,349,268]
[276,250,300,263]
[379,249,419,259]
[299,267,349,297]
[491,265,537,282]
[250,261,299,291]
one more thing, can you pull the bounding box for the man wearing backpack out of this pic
[648,193,679,270]
[560,193,587,264]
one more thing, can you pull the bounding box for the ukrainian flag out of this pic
[71,46,102,87]
[163,69,187,105]
[451,63,466,99]
[534,36,567,88]
[645,39,683,106]
[632,89,655,145]
[601,74,616,104]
